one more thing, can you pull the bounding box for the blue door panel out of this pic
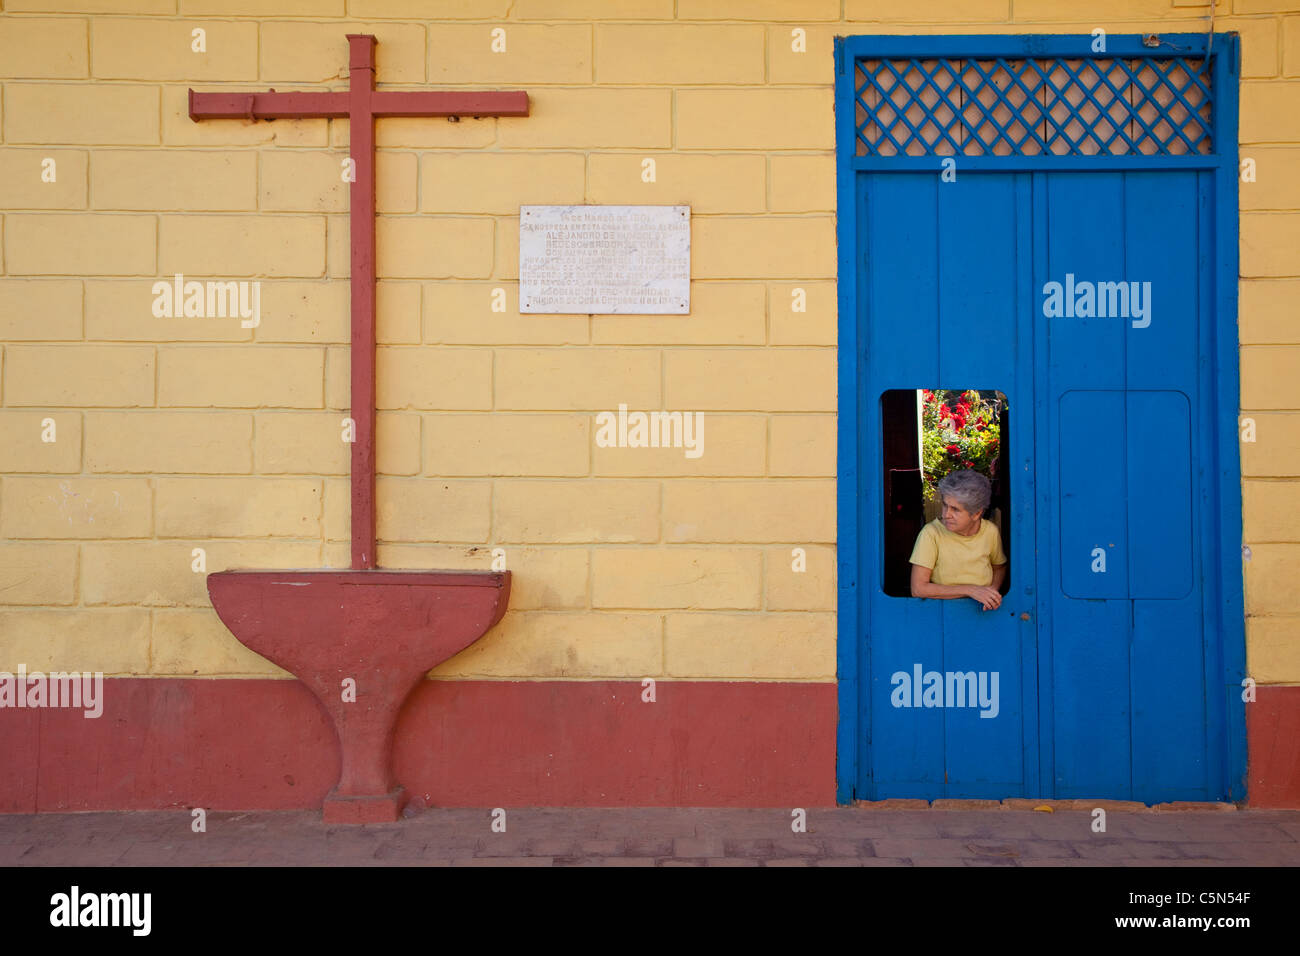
[1045,172,1132,812]
[863,170,946,792]
[1046,173,1126,391]
[943,601,1025,794]
[1059,390,1127,599]
[867,173,939,389]
[1125,171,1199,392]
[1131,595,1209,800]
[938,175,1020,382]
[1051,599,1133,798]
[870,598,945,790]
[938,175,1027,795]
[1127,390,1194,600]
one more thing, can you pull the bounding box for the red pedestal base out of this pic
[207,569,510,823]
[323,787,409,824]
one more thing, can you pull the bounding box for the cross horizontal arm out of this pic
[370,89,529,117]
[188,89,350,120]
[189,89,528,122]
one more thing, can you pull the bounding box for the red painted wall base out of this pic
[1246,686,1300,808]
[3,679,1297,812]
[0,678,838,812]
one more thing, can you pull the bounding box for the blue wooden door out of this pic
[836,35,1247,803]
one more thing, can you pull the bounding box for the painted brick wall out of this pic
[0,0,1294,693]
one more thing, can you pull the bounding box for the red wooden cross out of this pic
[190,34,529,571]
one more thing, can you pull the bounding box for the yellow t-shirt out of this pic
[909,518,1007,586]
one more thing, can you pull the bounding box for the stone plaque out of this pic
[519,205,690,314]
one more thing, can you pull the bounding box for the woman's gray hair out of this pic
[937,469,991,516]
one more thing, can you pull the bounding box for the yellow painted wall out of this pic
[0,0,1294,686]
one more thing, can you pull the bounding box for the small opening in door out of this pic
[881,389,1011,600]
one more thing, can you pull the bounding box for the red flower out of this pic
[939,404,951,418]
[975,423,985,431]
[945,444,960,454]
[963,461,974,467]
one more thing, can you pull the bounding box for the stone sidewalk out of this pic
[3,803,1299,866]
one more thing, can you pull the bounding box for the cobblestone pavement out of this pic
[2,804,1298,867]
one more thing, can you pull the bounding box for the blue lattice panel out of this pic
[855,56,1211,157]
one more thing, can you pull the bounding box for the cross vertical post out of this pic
[347,34,378,570]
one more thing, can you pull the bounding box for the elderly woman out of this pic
[910,469,1008,610]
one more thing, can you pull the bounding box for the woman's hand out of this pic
[965,585,1002,610]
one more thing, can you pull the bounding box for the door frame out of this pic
[833,32,1246,804]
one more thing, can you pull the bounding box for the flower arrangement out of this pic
[920,389,1004,502]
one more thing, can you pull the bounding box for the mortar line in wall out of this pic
[149,337,161,414]
[764,152,770,212]
[249,405,258,506]
[765,406,774,481]
[757,20,771,85]
[658,478,664,545]
[660,613,667,677]
[78,406,87,488]
[584,543,593,609]
[670,82,676,151]
[658,345,665,412]
[318,451,327,565]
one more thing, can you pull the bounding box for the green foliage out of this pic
[920,389,1004,502]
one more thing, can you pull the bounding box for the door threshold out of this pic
[851,799,1242,812]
